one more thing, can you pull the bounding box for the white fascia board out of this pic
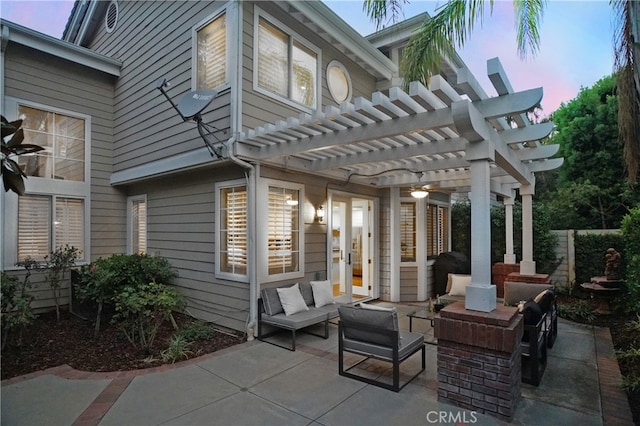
[1,20,121,77]
[292,1,396,80]
[365,12,429,47]
[110,147,226,185]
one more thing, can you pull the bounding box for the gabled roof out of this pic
[0,19,121,76]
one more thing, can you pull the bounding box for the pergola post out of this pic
[519,183,536,275]
[465,158,497,312]
[503,195,516,264]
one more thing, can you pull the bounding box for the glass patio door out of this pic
[330,195,373,302]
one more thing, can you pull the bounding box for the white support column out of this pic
[520,184,536,275]
[503,195,516,264]
[465,159,497,312]
[389,187,401,302]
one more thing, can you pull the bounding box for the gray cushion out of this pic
[504,282,553,306]
[315,303,339,319]
[342,330,424,360]
[261,309,328,330]
[338,305,398,347]
[261,287,284,316]
[298,282,315,306]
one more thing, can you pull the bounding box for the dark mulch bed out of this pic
[1,310,245,381]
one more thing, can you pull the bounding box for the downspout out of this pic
[224,137,256,340]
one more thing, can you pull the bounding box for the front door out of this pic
[330,194,374,302]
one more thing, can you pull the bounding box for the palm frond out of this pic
[612,0,640,185]
[401,0,492,86]
[514,0,545,59]
[363,0,408,30]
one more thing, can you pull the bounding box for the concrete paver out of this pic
[1,314,633,426]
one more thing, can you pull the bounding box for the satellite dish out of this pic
[176,89,218,120]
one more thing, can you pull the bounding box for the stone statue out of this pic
[604,248,623,280]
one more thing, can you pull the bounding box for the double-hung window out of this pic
[3,99,90,266]
[194,9,227,90]
[216,181,248,281]
[254,8,319,110]
[267,185,301,277]
[128,195,147,254]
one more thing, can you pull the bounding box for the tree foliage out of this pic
[539,76,640,229]
[1,116,44,196]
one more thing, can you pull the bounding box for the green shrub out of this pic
[574,233,625,285]
[112,281,185,351]
[45,245,80,321]
[1,270,35,349]
[557,299,596,323]
[75,254,179,337]
[177,320,216,341]
[161,335,193,363]
[621,207,640,313]
[451,200,558,274]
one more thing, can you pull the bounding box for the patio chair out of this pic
[520,301,548,386]
[337,305,425,392]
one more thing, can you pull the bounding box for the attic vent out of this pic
[105,1,119,33]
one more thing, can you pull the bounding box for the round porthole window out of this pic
[327,60,351,104]
[105,1,119,33]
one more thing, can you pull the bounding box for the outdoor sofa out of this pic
[258,281,339,351]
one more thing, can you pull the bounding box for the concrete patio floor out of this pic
[1,305,633,426]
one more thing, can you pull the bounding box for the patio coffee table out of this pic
[408,308,439,331]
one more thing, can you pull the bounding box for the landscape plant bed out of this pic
[1,310,245,380]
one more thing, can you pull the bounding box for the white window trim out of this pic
[252,6,322,113]
[215,179,249,282]
[326,60,352,104]
[127,194,147,254]
[191,4,233,92]
[2,98,91,268]
[258,178,305,283]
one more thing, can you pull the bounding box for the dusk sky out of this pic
[1,0,616,117]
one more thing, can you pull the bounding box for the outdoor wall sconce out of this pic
[315,205,325,223]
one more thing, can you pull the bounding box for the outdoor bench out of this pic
[258,281,340,351]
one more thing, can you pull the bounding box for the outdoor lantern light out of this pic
[315,205,325,223]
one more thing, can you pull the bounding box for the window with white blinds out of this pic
[256,13,318,109]
[17,195,84,261]
[129,196,147,254]
[427,204,449,258]
[400,202,417,262]
[219,185,248,276]
[267,186,299,275]
[17,105,85,182]
[196,12,226,90]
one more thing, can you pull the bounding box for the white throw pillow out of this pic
[276,283,309,316]
[359,302,396,312]
[448,274,472,296]
[310,280,335,308]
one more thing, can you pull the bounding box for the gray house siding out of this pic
[126,164,249,331]
[400,267,418,301]
[85,0,233,173]
[3,43,120,309]
[240,1,377,131]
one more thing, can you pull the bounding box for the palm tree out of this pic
[364,0,639,185]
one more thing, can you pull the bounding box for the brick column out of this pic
[506,272,551,285]
[435,302,523,422]
[491,263,520,298]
